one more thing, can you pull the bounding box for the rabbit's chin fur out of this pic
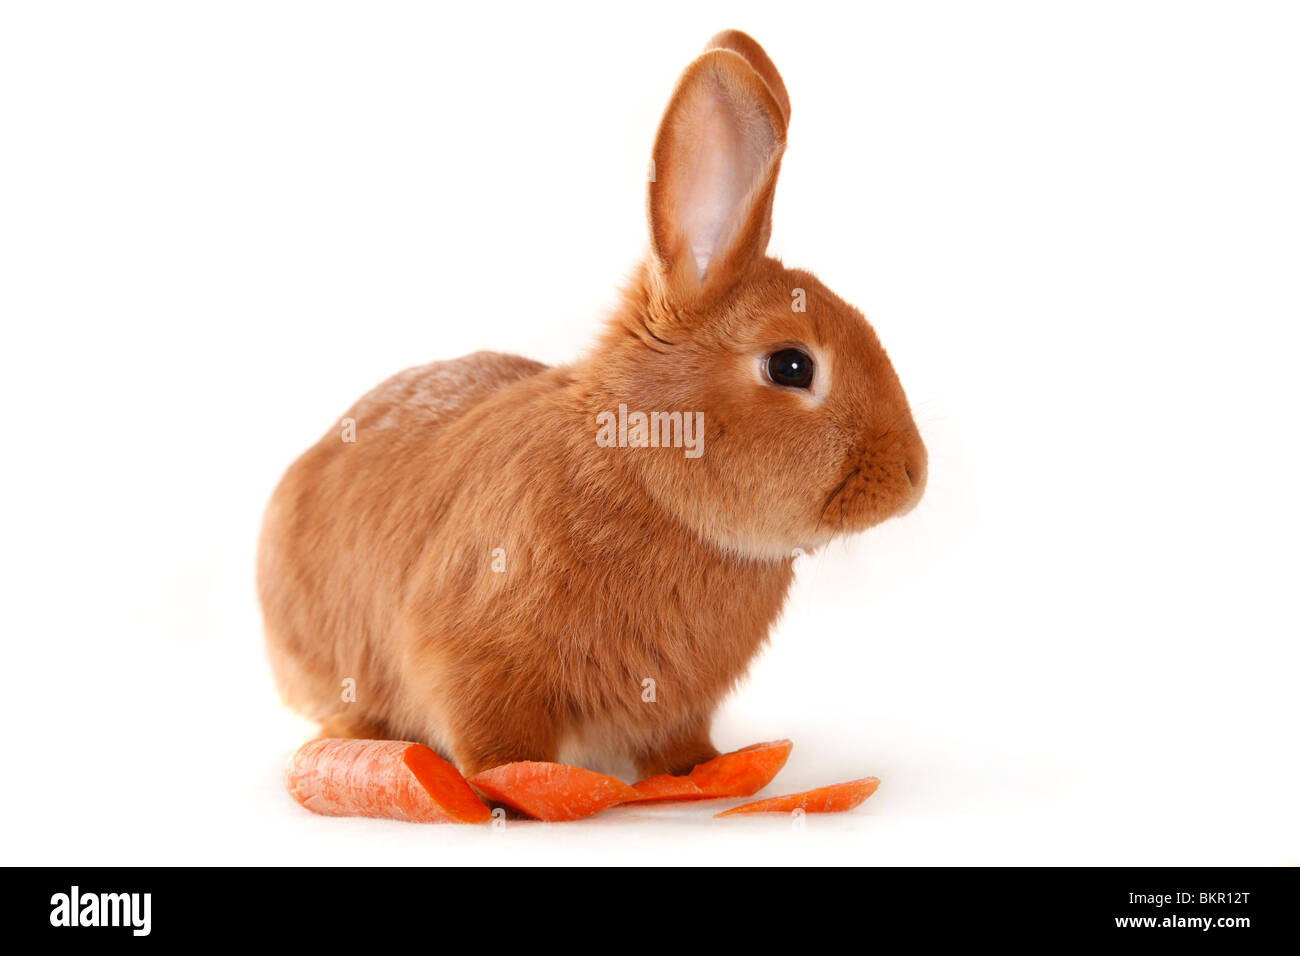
[258,31,926,779]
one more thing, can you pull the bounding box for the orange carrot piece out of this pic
[687,739,793,797]
[623,773,712,803]
[715,776,880,817]
[469,761,640,821]
[286,738,492,824]
[624,739,795,803]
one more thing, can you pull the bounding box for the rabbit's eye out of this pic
[766,348,815,389]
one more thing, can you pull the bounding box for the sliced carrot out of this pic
[286,738,492,824]
[623,740,795,803]
[687,739,793,797]
[469,761,640,821]
[623,773,711,803]
[715,776,880,817]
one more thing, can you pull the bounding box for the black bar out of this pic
[11,866,1295,943]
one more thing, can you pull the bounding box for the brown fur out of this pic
[258,32,926,778]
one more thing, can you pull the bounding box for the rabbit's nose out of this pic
[903,439,928,500]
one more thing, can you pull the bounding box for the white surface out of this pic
[1,1,1297,865]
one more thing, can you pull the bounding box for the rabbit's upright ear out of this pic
[647,37,789,310]
[703,30,791,127]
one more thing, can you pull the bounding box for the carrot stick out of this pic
[469,761,640,822]
[687,739,793,797]
[714,776,880,817]
[286,738,492,824]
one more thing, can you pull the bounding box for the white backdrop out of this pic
[2,1,1297,865]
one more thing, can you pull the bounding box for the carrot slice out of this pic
[623,773,711,803]
[286,738,492,824]
[714,776,880,817]
[623,739,794,803]
[687,739,793,797]
[469,761,641,821]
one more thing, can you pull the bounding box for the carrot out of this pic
[623,773,711,803]
[687,739,793,797]
[286,738,492,824]
[621,739,794,804]
[714,776,880,817]
[469,761,641,821]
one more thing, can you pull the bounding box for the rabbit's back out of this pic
[348,350,549,431]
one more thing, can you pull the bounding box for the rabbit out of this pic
[258,30,927,779]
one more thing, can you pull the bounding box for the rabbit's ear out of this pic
[647,44,788,307]
[703,30,791,127]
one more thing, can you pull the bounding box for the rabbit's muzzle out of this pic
[821,431,927,532]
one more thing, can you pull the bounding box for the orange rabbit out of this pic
[258,30,927,778]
